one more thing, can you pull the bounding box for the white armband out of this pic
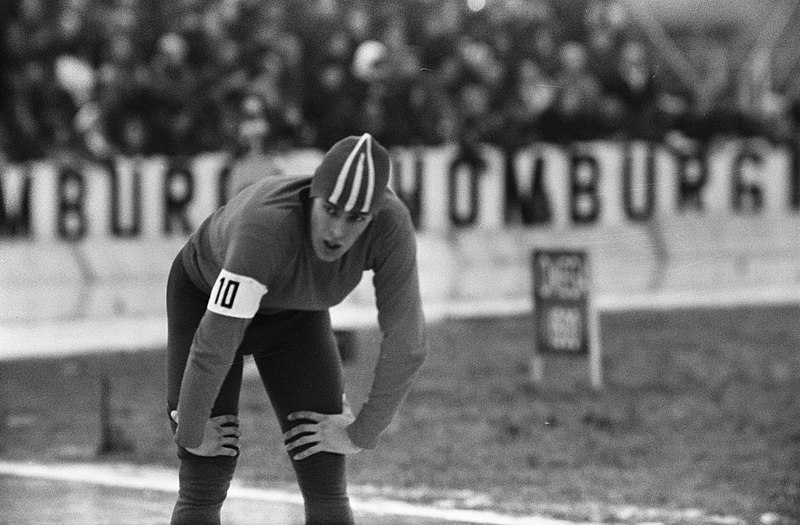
[207,269,267,318]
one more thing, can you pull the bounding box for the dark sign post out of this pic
[530,249,602,389]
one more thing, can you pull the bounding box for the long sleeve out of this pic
[175,235,268,448]
[346,205,427,449]
[175,312,250,447]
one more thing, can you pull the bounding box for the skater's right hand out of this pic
[171,411,241,457]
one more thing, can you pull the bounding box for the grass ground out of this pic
[1,306,799,524]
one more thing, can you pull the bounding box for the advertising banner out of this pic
[1,139,799,241]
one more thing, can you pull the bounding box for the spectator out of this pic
[680,34,737,141]
[543,41,605,142]
[599,38,665,140]
[521,21,561,77]
[407,70,460,146]
[306,59,361,149]
[356,20,422,146]
[419,0,463,68]
[584,0,629,57]
[2,0,799,159]
[503,58,558,146]
[235,94,270,156]
[245,47,302,147]
[146,32,199,155]
[735,48,794,142]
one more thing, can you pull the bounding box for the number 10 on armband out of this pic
[207,269,267,319]
[213,277,240,309]
[529,249,603,389]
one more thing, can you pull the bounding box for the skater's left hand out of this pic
[283,395,362,460]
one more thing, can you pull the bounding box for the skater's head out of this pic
[308,134,391,261]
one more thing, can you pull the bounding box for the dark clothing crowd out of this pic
[2,0,799,163]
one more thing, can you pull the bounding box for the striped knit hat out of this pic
[310,133,391,213]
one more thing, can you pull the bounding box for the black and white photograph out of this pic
[0,0,799,524]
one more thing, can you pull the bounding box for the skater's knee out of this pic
[172,452,237,523]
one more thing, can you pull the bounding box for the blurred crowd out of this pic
[1,0,799,163]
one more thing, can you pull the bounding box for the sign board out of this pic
[530,249,602,388]
[532,250,590,354]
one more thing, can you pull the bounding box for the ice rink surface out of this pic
[0,462,574,525]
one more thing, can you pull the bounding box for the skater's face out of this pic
[309,197,373,261]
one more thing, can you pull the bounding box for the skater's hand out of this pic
[283,395,362,460]
[171,411,240,457]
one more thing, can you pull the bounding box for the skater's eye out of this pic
[347,213,370,223]
[324,204,340,217]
